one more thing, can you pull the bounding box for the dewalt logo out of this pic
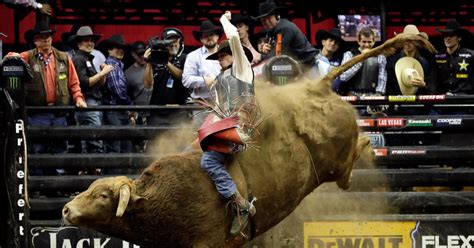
[305,221,416,248]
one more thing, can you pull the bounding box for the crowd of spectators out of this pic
[3,0,474,176]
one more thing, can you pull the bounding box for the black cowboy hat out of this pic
[231,14,254,27]
[24,20,55,43]
[61,24,81,44]
[68,26,102,46]
[206,40,253,62]
[102,34,128,50]
[315,28,346,48]
[436,19,472,38]
[253,1,285,19]
[192,20,223,42]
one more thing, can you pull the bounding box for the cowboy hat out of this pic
[61,24,81,44]
[68,26,102,46]
[102,34,128,50]
[131,41,146,55]
[315,28,346,47]
[192,20,223,42]
[231,14,254,27]
[24,20,55,43]
[206,40,253,62]
[395,57,424,95]
[253,1,285,19]
[436,19,472,39]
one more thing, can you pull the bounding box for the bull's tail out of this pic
[321,33,437,89]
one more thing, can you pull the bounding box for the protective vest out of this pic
[26,47,71,106]
[211,68,254,115]
[348,49,379,93]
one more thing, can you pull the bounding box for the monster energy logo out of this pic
[276,76,288,86]
[8,77,20,89]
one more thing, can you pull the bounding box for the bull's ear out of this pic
[131,195,147,210]
[116,185,131,217]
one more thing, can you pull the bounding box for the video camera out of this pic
[147,36,174,65]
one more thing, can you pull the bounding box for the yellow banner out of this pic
[304,221,417,248]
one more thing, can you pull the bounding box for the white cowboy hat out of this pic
[395,57,424,95]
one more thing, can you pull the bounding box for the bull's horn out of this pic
[116,184,131,217]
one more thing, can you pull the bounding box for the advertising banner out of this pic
[305,221,474,248]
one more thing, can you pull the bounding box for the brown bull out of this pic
[62,34,435,247]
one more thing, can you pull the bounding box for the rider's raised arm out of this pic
[220,12,253,84]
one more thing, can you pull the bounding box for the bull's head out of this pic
[62,176,146,231]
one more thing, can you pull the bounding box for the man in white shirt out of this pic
[183,20,223,127]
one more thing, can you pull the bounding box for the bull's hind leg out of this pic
[337,136,372,189]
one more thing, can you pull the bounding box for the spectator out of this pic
[182,20,222,127]
[9,21,87,175]
[386,25,431,97]
[230,14,261,64]
[254,1,317,68]
[102,34,133,153]
[71,26,114,155]
[431,19,474,96]
[312,28,345,77]
[63,25,107,73]
[255,30,270,53]
[126,41,151,152]
[144,28,190,126]
[339,27,387,96]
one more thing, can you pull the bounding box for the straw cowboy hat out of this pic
[192,20,223,42]
[395,57,424,95]
[315,28,346,48]
[253,1,285,19]
[206,40,253,62]
[24,20,55,43]
[68,26,102,45]
[436,19,472,39]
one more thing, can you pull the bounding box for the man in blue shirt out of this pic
[102,34,133,153]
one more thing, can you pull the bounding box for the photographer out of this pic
[144,27,191,126]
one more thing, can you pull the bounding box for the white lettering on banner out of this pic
[418,95,445,100]
[341,96,357,102]
[377,118,405,127]
[15,122,23,133]
[408,119,432,125]
[76,239,90,248]
[19,212,24,221]
[18,155,22,164]
[19,183,23,194]
[391,150,426,155]
[61,239,72,248]
[437,119,462,125]
[94,238,111,248]
[17,137,23,146]
[17,199,25,207]
[422,235,474,248]
[17,170,24,179]
[272,65,292,71]
[122,241,140,248]
[19,226,24,236]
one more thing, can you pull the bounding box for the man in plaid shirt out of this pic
[102,34,133,153]
[338,27,387,96]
